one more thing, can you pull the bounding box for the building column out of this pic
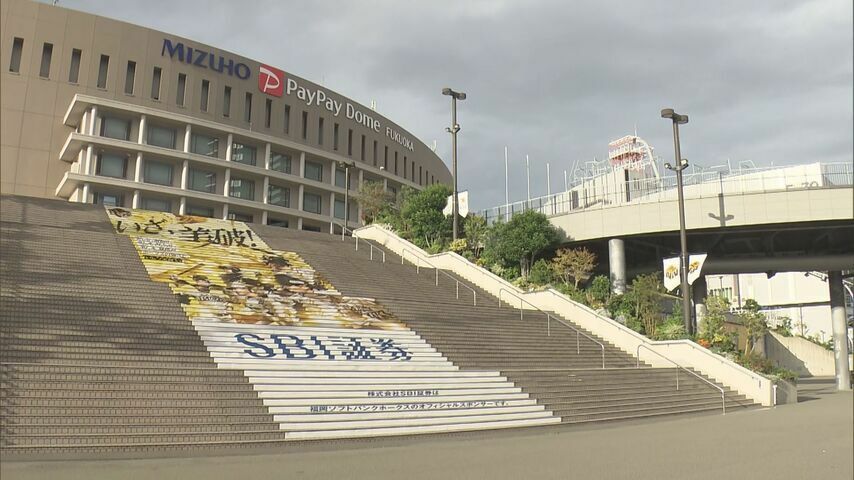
[89,106,98,135]
[84,145,94,175]
[264,143,272,170]
[261,210,268,225]
[329,191,337,222]
[179,197,187,215]
[225,133,233,161]
[609,238,626,295]
[180,160,189,190]
[829,271,852,391]
[80,111,88,135]
[692,276,708,335]
[222,204,229,220]
[138,115,147,144]
[262,176,270,204]
[297,217,303,230]
[299,152,306,177]
[297,184,304,211]
[329,221,334,234]
[223,168,231,197]
[132,190,140,209]
[183,124,192,153]
[134,153,143,182]
[82,183,91,203]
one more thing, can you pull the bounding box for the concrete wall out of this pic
[765,331,837,377]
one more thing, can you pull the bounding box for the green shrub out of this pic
[528,258,554,286]
[653,319,689,340]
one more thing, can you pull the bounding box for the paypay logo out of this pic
[258,64,284,97]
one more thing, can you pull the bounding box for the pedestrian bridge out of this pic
[480,162,853,244]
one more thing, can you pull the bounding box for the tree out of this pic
[356,181,393,224]
[698,294,736,351]
[551,247,596,288]
[584,275,611,308]
[463,214,488,259]
[483,210,559,279]
[397,184,453,250]
[739,298,768,355]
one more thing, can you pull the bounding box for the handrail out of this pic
[337,222,386,263]
[400,248,477,306]
[498,288,605,368]
[636,344,726,415]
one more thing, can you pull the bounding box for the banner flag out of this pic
[663,253,708,292]
[443,191,469,217]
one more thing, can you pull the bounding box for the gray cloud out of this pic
[64,0,853,209]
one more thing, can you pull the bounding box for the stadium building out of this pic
[1,0,451,232]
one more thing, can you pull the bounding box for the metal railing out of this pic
[400,248,478,306]
[636,344,726,415]
[498,288,605,368]
[337,223,386,263]
[481,161,854,224]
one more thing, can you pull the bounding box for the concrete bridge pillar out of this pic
[828,271,852,391]
[608,238,626,295]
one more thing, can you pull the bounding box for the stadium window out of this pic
[334,198,345,219]
[144,160,174,186]
[200,79,210,112]
[141,197,171,212]
[124,61,136,95]
[333,123,339,150]
[190,133,219,157]
[9,37,23,73]
[283,104,291,134]
[151,66,162,100]
[96,54,109,89]
[360,135,366,161]
[268,184,290,207]
[229,177,255,200]
[303,192,322,214]
[372,140,378,166]
[147,124,176,149]
[231,142,257,166]
[304,160,323,182]
[188,168,217,193]
[244,92,252,123]
[227,211,253,223]
[301,111,308,139]
[394,152,398,175]
[186,204,214,217]
[267,218,289,228]
[223,86,231,117]
[39,43,53,78]
[93,192,124,207]
[347,129,353,156]
[100,117,130,141]
[270,151,292,174]
[404,157,407,178]
[419,166,422,185]
[384,146,388,170]
[335,168,346,188]
[68,48,81,83]
[176,73,186,106]
[95,153,128,179]
[264,98,272,128]
[302,223,321,232]
[318,117,325,146]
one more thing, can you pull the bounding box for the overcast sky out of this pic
[63,0,853,210]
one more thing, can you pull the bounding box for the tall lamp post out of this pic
[442,87,466,240]
[337,160,355,240]
[661,108,692,335]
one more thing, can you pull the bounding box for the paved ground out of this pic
[2,379,851,480]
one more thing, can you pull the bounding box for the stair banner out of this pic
[105,207,404,331]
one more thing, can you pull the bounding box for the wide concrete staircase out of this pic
[0,197,287,454]
[252,225,757,424]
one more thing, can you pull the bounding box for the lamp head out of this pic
[680,158,689,167]
[442,88,453,96]
[661,108,675,119]
[664,162,673,170]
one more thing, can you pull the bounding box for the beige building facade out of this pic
[1,0,450,231]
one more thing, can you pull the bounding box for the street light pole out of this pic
[443,87,466,240]
[661,108,692,335]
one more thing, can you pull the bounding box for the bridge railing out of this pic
[481,162,853,224]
